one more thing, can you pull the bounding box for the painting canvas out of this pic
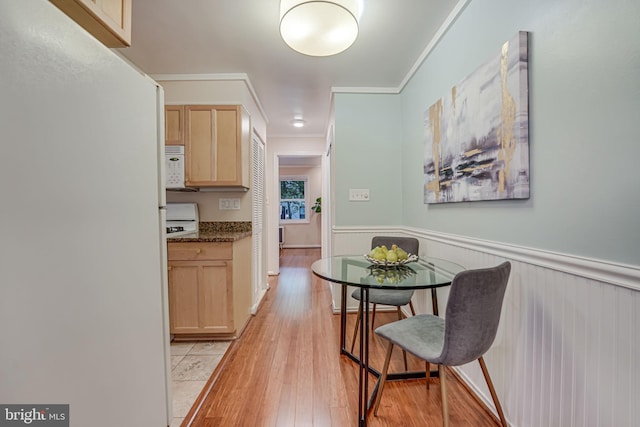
[423,31,529,204]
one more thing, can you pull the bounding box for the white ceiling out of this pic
[118,0,461,137]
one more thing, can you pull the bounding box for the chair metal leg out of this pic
[425,361,430,389]
[350,301,362,353]
[439,365,449,427]
[478,356,508,427]
[373,342,394,416]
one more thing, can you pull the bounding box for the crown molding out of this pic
[397,0,472,90]
[331,0,472,96]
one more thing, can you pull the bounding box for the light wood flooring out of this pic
[182,248,501,426]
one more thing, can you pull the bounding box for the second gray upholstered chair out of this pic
[351,236,419,370]
[373,261,511,427]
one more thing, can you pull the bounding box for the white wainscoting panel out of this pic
[332,226,640,427]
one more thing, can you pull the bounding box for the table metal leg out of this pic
[431,288,439,316]
[357,287,370,426]
[315,257,458,426]
[336,282,442,425]
[340,284,347,353]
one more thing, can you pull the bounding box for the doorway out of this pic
[278,155,322,252]
[270,153,326,274]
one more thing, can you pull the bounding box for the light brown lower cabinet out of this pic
[167,237,251,340]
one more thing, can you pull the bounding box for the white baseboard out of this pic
[251,287,269,315]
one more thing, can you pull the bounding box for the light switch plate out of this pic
[349,189,370,201]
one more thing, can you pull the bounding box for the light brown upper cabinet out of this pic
[50,0,132,48]
[184,105,250,188]
[165,105,184,146]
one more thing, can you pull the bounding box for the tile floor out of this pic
[169,341,231,427]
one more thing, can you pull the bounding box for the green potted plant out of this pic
[311,197,321,213]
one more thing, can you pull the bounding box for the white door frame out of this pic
[269,151,325,275]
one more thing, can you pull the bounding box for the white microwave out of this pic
[165,145,185,189]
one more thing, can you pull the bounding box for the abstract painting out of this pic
[423,31,530,204]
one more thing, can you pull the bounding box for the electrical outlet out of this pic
[349,189,370,201]
[219,198,240,210]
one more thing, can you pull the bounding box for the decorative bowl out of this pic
[363,253,418,267]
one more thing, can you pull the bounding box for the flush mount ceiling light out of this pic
[291,118,306,128]
[280,0,362,57]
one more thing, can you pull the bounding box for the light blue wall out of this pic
[335,0,640,265]
[334,93,403,226]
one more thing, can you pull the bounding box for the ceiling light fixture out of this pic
[291,118,306,128]
[279,0,362,57]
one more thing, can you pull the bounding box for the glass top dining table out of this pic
[311,255,465,426]
[311,254,465,291]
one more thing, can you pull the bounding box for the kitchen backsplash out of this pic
[199,221,251,233]
[166,191,252,222]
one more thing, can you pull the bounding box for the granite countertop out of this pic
[167,221,252,243]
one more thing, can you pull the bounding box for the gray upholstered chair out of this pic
[351,236,419,369]
[373,261,511,427]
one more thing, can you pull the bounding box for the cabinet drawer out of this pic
[168,242,232,261]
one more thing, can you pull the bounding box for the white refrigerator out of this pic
[0,1,172,426]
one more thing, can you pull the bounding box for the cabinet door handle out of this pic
[196,248,202,254]
[168,266,172,271]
